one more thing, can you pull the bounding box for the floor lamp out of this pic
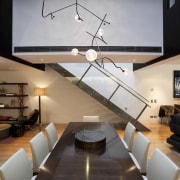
[34,87,46,126]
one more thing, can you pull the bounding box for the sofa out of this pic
[0,124,11,139]
[167,113,180,149]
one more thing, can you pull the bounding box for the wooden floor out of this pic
[0,122,180,178]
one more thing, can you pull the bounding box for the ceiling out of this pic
[0,53,161,71]
[15,53,161,64]
[1,52,180,71]
[0,56,35,71]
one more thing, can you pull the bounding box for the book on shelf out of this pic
[5,93,16,96]
[0,116,9,121]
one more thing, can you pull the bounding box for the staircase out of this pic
[48,63,150,131]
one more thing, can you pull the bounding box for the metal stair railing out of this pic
[76,63,150,120]
[48,63,150,121]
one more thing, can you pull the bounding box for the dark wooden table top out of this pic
[36,122,143,180]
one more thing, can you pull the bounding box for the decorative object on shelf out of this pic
[0,81,7,83]
[11,99,17,107]
[0,87,6,94]
[41,0,128,75]
[34,87,46,126]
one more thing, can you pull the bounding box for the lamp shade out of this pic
[34,88,46,96]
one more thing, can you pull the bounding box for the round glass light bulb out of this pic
[74,15,82,22]
[85,49,97,62]
[71,48,79,56]
[98,28,104,37]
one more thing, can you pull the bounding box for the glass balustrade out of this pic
[59,63,149,120]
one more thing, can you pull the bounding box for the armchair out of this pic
[158,105,174,124]
[167,113,180,149]
[19,109,39,130]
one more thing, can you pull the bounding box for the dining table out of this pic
[36,122,143,180]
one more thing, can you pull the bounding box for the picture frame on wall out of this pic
[173,70,180,98]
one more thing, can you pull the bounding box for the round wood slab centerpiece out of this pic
[75,130,106,150]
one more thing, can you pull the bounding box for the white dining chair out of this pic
[121,122,136,151]
[0,148,37,180]
[83,115,99,122]
[129,132,150,174]
[45,122,58,151]
[29,132,51,173]
[142,148,180,180]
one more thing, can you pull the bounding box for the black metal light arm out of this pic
[42,0,126,74]
[96,57,125,72]
[42,0,110,25]
[77,3,110,25]
[42,0,76,19]
[86,31,107,45]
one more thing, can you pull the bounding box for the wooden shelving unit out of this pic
[0,83,28,117]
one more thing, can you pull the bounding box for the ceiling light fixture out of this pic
[74,14,83,22]
[42,0,127,74]
[85,49,97,62]
[71,48,79,56]
[42,0,109,24]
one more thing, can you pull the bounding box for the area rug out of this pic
[0,136,17,144]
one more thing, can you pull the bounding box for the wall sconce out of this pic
[34,87,46,126]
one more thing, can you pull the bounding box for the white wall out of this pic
[60,63,147,119]
[134,63,180,123]
[0,61,180,124]
[13,0,163,48]
[0,66,121,124]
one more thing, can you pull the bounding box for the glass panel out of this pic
[110,87,146,119]
[58,63,148,120]
[59,63,90,78]
[81,66,119,99]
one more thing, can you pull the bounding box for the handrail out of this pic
[54,62,151,120]
[79,63,150,108]
[92,63,150,104]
